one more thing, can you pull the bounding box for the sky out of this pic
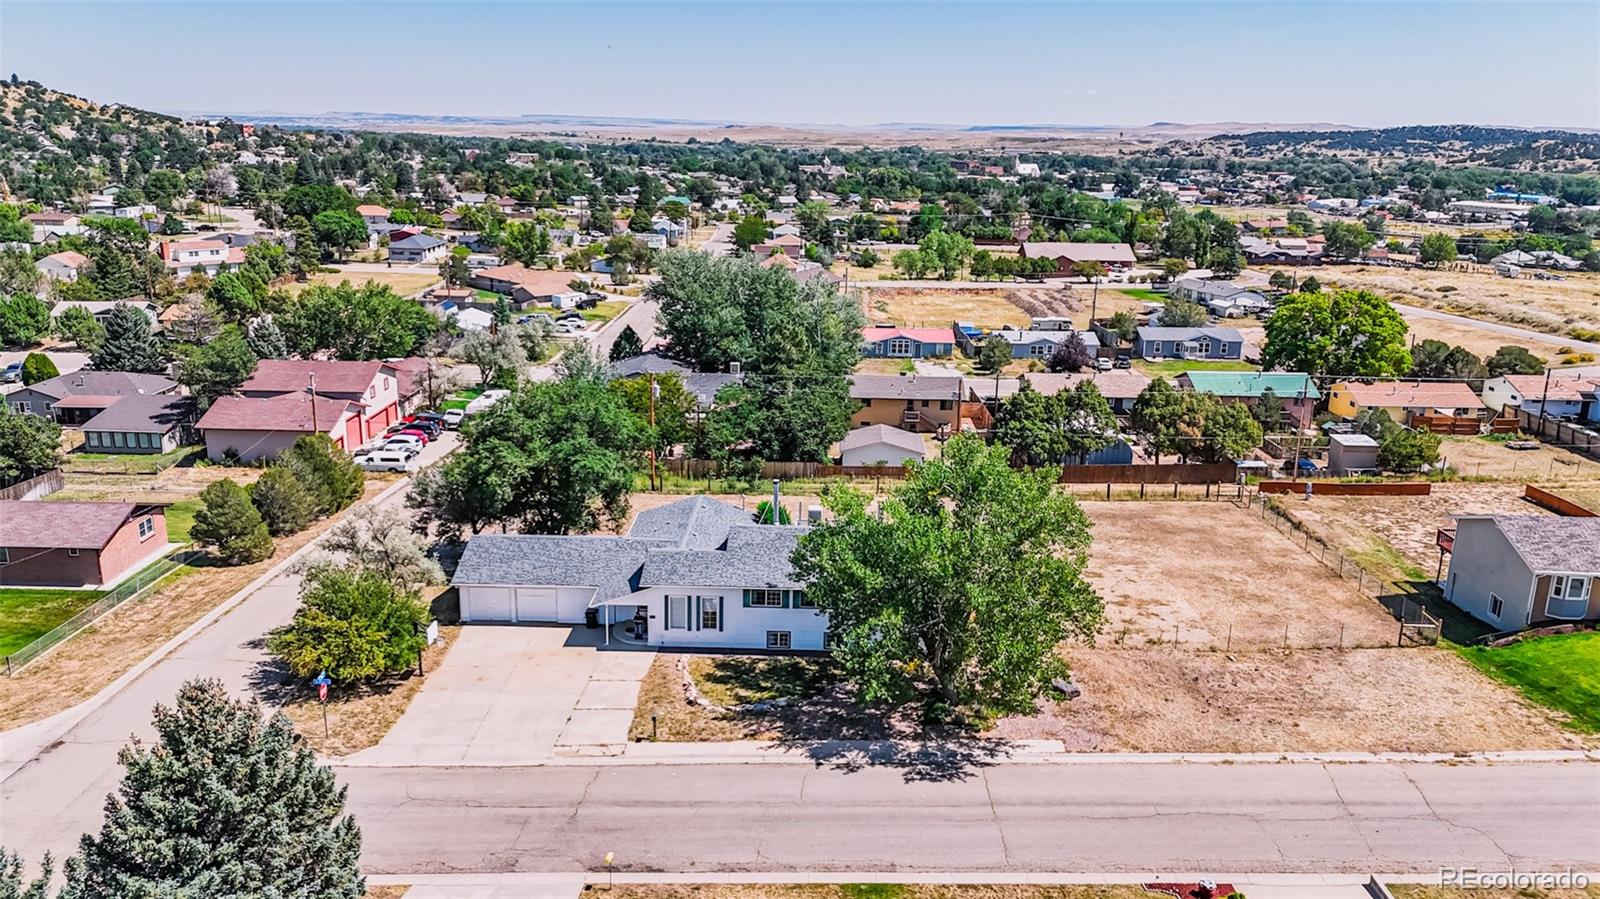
[3,1,1599,130]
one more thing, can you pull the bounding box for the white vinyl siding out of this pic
[1548,575,1592,620]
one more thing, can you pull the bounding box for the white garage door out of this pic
[556,588,595,624]
[466,587,514,622]
[515,587,559,622]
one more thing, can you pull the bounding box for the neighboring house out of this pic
[383,357,432,415]
[238,359,402,443]
[25,211,83,241]
[1481,374,1599,421]
[1445,516,1600,632]
[860,324,956,359]
[357,204,393,233]
[1018,241,1136,274]
[988,325,1100,360]
[1134,326,1244,361]
[651,218,686,243]
[471,263,576,303]
[850,374,962,434]
[752,234,805,259]
[611,351,741,410]
[388,232,447,264]
[195,392,364,462]
[1177,371,1320,429]
[36,250,88,283]
[1012,370,1151,415]
[1169,278,1271,317]
[7,371,179,424]
[0,500,171,588]
[839,424,926,467]
[79,395,196,455]
[159,238,244,278]
[1328,380,1486,424]
[453,496,824,651]
[50,299,160,327]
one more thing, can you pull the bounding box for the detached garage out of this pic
[455,536,650,625]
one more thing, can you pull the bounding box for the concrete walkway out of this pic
[341,625,653,766]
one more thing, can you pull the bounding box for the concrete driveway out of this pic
[343,626,653,766]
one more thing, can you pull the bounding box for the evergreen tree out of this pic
[20,352,58,385]
[250,466,317,536]
[89,304,165,373]
[190,478,274,565]
[281,435,364,515]
[245,317,289,360]
[62,679,364,899]
[0,848,54,899]
[608,324,644,361]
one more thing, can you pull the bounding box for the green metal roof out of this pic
[1182,371,1320,400]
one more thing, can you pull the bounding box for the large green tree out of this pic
[1409,339,1487,381]
[89,303,166,373]
[61,679,364,898]
[1418,232,1459,266]
[0,402,63,481]
[191,478,275,565]
[0,295,50,347]
[410,376,647,538]
[278,282,439,360]
[791,436,1103,717]
[1486,345,1544,377]
[1261,289,1411,377]
[178,325,258,409]
[280,434,364,516]
[994,379,1118,465]
[267,566,428,684]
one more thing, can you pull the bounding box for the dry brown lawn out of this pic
[1281,264,1600,337]
[1400,311,1565,364]
[1545,483,1600,513]
[1388,885,1600,899]
[1004,645,1587,752]
[602,886,1161,899]
[1439,436,1600,481]
[864,287,1034,330]
[362,887,410,899]
[47,462,274,504]
[281,622,460,757]
[1279,483,1549,585]
[285,270,441,298]
[1082,501,1397,649]
[0,479,395,730]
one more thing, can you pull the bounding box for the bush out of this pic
[190,478,275,564]
[250,466,317,536]
[267,566,428,684]
[280,434,364,515]
[20,352,58,385]
[754,499,792,524]
[1378,428,1442,473]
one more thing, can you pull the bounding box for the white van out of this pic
[361,451,411,472]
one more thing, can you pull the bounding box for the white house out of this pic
[160,239,243,278]
[838,424,926,467]
[452,496,826,652]
[1481,374,1599,421]
[356,204,393,233]
[36,250,88,283]
[387,233,447,264]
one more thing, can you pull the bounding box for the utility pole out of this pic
[1538,367,1553,437]
[648,373,659,491]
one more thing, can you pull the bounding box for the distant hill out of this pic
[1,78,184,136]
[1203,124,1600,169]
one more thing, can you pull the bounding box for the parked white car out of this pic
[383,435,424,456]
[442,408,466,429]
[464,389,510,415]
[361,451,411,472]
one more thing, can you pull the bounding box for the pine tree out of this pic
[245,317,289,360]
[281,435,364,515]
[20,352,59,385]
[190,478,275,565]
[89,303,165,374]
[608,324,644,361]
[0,848,55,899]
[250,466,317,536]
[62,679,364,899]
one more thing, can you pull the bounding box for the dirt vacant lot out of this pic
[285,270,441,298]
[1285,264,1600,337]
[998,645,1587,752]
[1082,501,1397,649]
[863,288,1036,330]
[1437,436,1600,481]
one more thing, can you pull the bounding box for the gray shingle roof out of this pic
[27,371,178,402]
[452,535,652,601]
[81,395,194,433]
[849,374,961,402]
[628,496,755,549]
[639,526,805,590]
[1490,516,1600,573]
[839,424,924,455]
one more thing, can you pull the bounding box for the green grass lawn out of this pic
[64,445,202,474]
[441,386,487,411]
[580,299,630,323]
[1133,358,1260,376]
[474,289,501,302]
[163,498,202,544]
[1456,631,1600,732]
[0,588,104,657]
[1113,287,1168,303]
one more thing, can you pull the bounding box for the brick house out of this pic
[0,501,171,588]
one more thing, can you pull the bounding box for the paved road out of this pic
[0,437,456,866]
[1392,302,1600,354]
[336,760,1599,875]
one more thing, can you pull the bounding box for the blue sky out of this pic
[4,1,1598,129]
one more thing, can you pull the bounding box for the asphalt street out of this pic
[335,759,1600,875]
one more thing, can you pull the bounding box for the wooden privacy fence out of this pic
[1410,413,1485,435]
[0,468,64,501]
[1257,480,1431,496]
[663,458,1238,484]
[1524,484,1598,517]
[1518,409,1600,460]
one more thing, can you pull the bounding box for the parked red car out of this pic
[389,426,430,444]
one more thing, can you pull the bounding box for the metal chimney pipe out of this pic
[771,479,781,525]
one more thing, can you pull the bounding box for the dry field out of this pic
[1283,264,1600,337]
[863,288,1035,330]
[1400,311,1566,364]
[284,270,442,298]
[1437,435,1600,481]
[1083,501,1397,650]
[46,462,271,505]
[0,478,396,729]
[1389,885,1600,899]
[1003,644,1587,752]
